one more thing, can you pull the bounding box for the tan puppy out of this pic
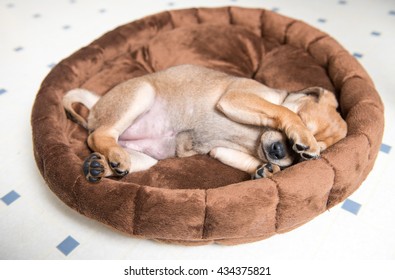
[63,64,347,182]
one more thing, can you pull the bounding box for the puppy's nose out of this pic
[269,142,285,160]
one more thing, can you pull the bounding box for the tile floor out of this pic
[0,0,394,260]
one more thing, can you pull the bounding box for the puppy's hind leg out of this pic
[87,127,132,177]
[85,81,156,182]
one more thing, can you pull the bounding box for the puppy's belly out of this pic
[118,98,176,160]
[118,137,176,160]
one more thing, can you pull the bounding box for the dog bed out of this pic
[31,7,384,245]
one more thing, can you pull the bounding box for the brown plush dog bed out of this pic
[31,7,384,245]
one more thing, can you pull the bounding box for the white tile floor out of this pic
[0,0,394,260]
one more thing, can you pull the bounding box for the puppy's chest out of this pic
[118,99,177,159]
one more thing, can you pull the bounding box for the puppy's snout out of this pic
[269,142,285,160]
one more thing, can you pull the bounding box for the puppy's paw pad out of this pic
[83,153,105,183]
[107,148,131,177]
[292,142,320,160]
[253,163,274,179]
[254,167,264,179]
[301,152,319,160]
[294,143,309,152]
[109,161,129,176]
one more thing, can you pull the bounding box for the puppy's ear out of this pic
[319,89,338,108]
[296,87,338,108]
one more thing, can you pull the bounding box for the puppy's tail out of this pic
[62,88,100,130]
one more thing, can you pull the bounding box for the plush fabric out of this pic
[31,7,384,245]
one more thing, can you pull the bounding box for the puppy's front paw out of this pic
[289,126,320,160]
[83,153,108,183]
[293,142,320,160]
[253,163,280,179]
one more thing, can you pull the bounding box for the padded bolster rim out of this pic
[31,7,384,245]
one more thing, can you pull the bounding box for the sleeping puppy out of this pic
[63,64,347,182]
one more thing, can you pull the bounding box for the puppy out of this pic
[63,64,347,182]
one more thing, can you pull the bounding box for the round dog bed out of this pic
[31,7,384,245]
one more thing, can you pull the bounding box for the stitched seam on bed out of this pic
[71,175,82,212]
[320,157,337,210]
[347,101,380,160]
[259,10,266,39]
[306,34,329,54]
[283,20,298,44]
[215,233,274,242]
[342,74,366,85]
[341,75,378,95]
[132,186,143,236]
[342,75,372,90]
[327,49,352,71]
[31,115,50,124]
[269,177,281,233]
[201,189,208,240]
[324,50,350,90]
[166,11,176,29]
[143,46,154,71]
[258,15,295,45]
[227,7,234,24]
[256,9,342,73]
[347,99,384,115]
[325,49,350,75]
[304,35,333,70]
[195,8,202,24]
[341,74,375,91]
[358,132,373,160]
[252,59,262,79]
[252,10,266,79]
[251,39,264,79]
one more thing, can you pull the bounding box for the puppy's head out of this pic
[257,129,296,168]
[257,87,347,168]
[284,87,347,151]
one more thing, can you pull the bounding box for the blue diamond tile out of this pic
[380,143,391,154]
[353,52,363,58]
[338,0,347,4]
[371,31,381,36]
[341,199,361,215]
[389,10,395,16]
[1,190,21,205]
[0,88,7,95]
[57,236,79,256]
[318,18,327,23]
[14,46,23,52]
[48,62,57,68]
